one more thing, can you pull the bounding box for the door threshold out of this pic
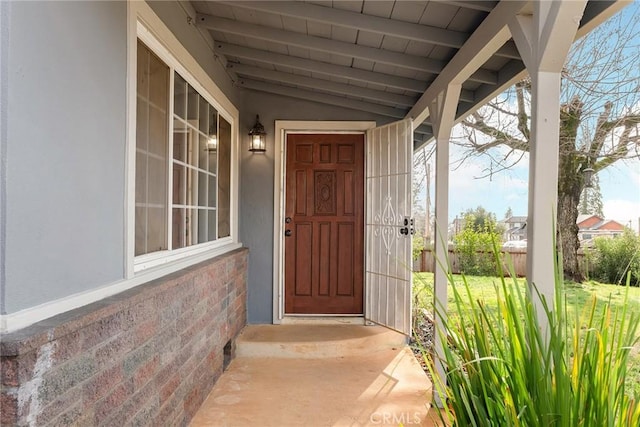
[281,316,365,325]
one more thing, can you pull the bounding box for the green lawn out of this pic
[412,272,640,396]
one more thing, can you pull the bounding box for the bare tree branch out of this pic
[594,123,640,170]
[588,101,614,159]
[515,81,530,140]
[462,112,529,152]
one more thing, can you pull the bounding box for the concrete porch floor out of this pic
[190,324,442,427]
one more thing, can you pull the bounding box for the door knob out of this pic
[285,217,292,223]
[284,230,292,237]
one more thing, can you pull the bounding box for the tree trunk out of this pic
[557,152,584,282]
[557,191,583,281]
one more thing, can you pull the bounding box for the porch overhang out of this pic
[187,0,624,149]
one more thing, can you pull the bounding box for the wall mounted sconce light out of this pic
[248,115,266,152]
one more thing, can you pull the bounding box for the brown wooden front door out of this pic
[284,134,365,314]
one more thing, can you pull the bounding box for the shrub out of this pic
[590,229,640,286]
[453,227,501,276]
[428,256,640,426]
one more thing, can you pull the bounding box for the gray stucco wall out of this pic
[239,90,394,323]
[3,1,127,313]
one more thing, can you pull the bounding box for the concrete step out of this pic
[235,324,407,358]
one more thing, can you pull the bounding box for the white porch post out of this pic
[430,84,461,407]
[509,1,587,323]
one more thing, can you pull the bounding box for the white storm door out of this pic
[365,119,413,335]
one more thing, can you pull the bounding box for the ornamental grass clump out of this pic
[429,253,640,426]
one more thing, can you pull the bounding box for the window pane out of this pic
[187,84,198,122]
[148,156,166,205]
[172,208,185,249]
[198,134,208,171]
[149,106,167,157]
[147,207,167,253]
[186,208,197,246]
[137,43,149,99]
[208,175,216,208]
[135,206,147,256]
[198,209,208,244]
[199,96,209,134]
[186,167,198,207]
[135,153,147,204]
[135,40,169,256]
[207,209,217,242]
[187,128,198,168]
[207,149,217,175]
[209,105,218,138]
[172,163,185,205]
[208,107,218,174]
[198,172,207,207]
[136,100,148,152]
[218,116,231,238]
[174,73,187,119]
[149,53,169,108]
[173,119,187,162]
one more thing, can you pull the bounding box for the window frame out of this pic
[127,3,240,276]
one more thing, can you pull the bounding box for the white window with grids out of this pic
[133,21,237,273]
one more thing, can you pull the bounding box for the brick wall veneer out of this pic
[0,248,248,426]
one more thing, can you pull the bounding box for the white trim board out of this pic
[272,121,376,324]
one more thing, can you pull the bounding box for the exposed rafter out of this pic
[196,14,498,84]
[221,1,519,59]
[443,1,498,12]
[238,79,409,119]
[229,63,418,107]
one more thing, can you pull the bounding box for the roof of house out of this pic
[504,215,527,224]
[191,1,623,149]
[578,215,626,231]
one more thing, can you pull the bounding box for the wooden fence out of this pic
[416,248,587,277]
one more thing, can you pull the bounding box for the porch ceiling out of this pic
[191,0,622,149]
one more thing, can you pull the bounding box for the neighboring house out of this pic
[0,1,622,425]
[577,214,626,242]
[501,215,528,241]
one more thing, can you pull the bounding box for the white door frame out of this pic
[272,121,376,324]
